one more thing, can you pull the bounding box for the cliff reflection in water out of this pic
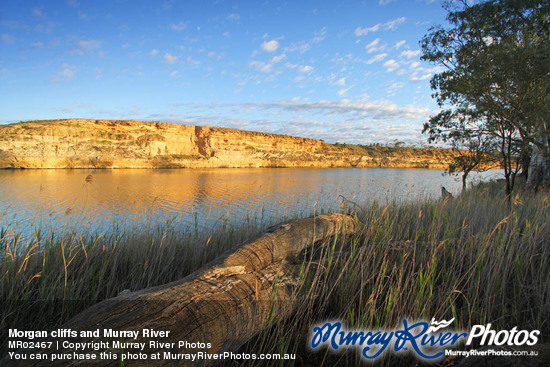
[0,168,500,240]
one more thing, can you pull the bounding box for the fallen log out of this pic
[5,213,359,366]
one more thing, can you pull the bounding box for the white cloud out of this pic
[35,22,55,33]
[337,88,350,97]
[270,54,286,63]
[379,0,396,4]
[170,22,188,31]
[77,39,102,51]
[298,65,314,73]
[249,60,272,73]
[355,17,406,36]
[1,34,15,44]
[385,17,407,30]
[400,50,421,59]
[164,53,178,64]
[148,49,159,56]
[367,53,388,64]
[261,40,279,52]
[227,13,240,21]
[334,77,346,86]
[409,72,432,82]
[237,98,431,123]
[31,8,45,18]
[366,38,385,53]
[71,39,102,55]
[30,41,44,49]
[394,40,406,49]
[51,63,76,82]
[284,28,326,54]
[383,59,400,72]
[388,82,405,90]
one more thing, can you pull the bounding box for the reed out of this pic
[235,181,549,366]
[1,180,548,366]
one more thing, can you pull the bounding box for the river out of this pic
[0,168,500,240]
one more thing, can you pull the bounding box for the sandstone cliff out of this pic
[0,119,455,169]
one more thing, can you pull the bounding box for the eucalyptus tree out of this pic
[420,0,550,195]
[423,109,498,192]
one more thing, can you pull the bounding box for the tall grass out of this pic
[231,181,549,366]
[1,180,548,366]
[0,218,264,353]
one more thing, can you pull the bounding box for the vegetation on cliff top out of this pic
[1,119,463,169]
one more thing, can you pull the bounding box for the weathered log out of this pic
[5,213,359,366]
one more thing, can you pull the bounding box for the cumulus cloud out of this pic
[30,41,44,49]
[164,53,178,64]
[379,0,396,4]
[170,22,188,31]
[51,63,76,82]
[298,65,314,73]
[249,60,272,73]
[71,39,102,55]
[31,7,45,18]
[367,53,387,64]
[77,39,101,51]
[148,49,159,56]
[284,28,326,54]
[270,54,286,63]
[394,40,406,49]
[409,72,432,82]
[400,50,421,59]
[366,38,385,53]
[239,98,430,121]
[383,59,399,72]
[334,77,346,87]
[388,82,405,90]
[261,39,279,52]
[355,16,406,36]
[226,13,240,21]
[337,88,350,97]
[1,34,15,44]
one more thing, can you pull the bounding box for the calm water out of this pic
[0,168,500,240]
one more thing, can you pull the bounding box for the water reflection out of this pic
[0,168,500,240]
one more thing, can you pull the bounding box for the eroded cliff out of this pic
[0,119,455,169]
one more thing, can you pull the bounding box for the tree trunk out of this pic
[526,135,550,190]
[5,213,359,366]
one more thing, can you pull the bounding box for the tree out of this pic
[423,109,498,192]
[421,0,550,195]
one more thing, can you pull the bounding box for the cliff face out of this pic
[0,119,455,169]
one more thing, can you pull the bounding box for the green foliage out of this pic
[421,0,550,195]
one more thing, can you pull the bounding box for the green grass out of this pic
[1,180,549,366]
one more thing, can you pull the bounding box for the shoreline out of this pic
[1,180,548,366]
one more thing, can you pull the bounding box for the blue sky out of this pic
[0,0,451,144]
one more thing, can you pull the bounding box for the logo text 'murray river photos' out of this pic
[310,318,540,360]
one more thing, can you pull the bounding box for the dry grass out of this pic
[230,181,550,366]
[1,180,548,366]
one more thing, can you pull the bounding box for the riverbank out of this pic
[0,119,458,169]
[1,180,548,366]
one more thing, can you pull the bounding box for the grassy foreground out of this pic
[1,181,549,365]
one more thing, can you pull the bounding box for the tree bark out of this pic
[4,213,359,366]
[526,135,550,190]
